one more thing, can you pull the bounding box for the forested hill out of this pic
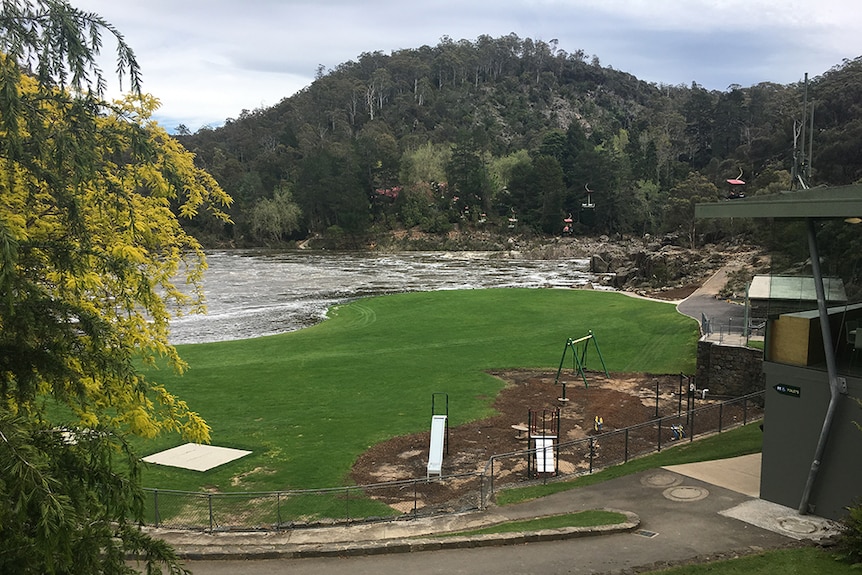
[176,35,862,248]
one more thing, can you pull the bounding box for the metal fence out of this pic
[142,391,764,532]
[483,391,763,500]
[702,313,766,345]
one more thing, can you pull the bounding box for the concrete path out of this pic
[677,264,748,343]
[167,456,840,574]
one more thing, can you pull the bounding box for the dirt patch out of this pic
[350,370,724,511]
[351,369,761,513]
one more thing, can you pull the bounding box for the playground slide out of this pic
[534,437,556,473]
[427,415,447,477]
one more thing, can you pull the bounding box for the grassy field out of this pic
[137,288,699,492]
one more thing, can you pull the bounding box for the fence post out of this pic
[208,494,213,532]
[588,437,594,473]
[153,490,160,528]
[414,481,419,517]
[689,410,695,442]
[743,396,748,425]
[490,459,495,500]
[345,487,350,523]
[276,492,282,527]
[624,428,630,463]
[719,403,724,433]
[657,418,662,452]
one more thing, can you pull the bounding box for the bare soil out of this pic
[349,370,743,512]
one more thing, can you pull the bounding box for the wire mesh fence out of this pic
[485,391,764,501]
[142,391,763,531]
[144,472,485,532]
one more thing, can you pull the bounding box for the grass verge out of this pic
[643,547,854,575]
[439,510,628,537]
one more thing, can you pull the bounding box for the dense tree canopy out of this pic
[178,37,862,249]
[1,1,231,572]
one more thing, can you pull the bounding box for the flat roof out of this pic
[748,275,847,302]
[695,184,862,219]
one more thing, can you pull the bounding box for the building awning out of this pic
[748,275,847,302]
[695,184,862,219]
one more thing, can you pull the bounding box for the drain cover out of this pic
[778,517,819,535]
[641,472,682,488]
[635,529,659,538]
[663,485,709,502]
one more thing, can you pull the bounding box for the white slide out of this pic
[534,436,556,473]
[427,415,447,477]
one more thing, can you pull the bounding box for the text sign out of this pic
[773,384,801,398]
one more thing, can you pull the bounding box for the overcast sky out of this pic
[73,0,862,132]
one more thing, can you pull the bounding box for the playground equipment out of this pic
[527,408,560,477]
[426,392,449,478]
[554,331,609,392]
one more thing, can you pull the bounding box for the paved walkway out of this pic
[676,264,750,346]
[160,455,840,574]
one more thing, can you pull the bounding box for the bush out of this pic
[834,501,862,567]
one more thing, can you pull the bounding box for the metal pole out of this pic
[654,379,660,418]
[624,428,629,463]
[153,490,160,528]
[345,487,350,523]
[276,492,282,527]
[208,494,213,532]
[799,217,845,515]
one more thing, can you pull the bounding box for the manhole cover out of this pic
[641,472,682,488]
[663,485,709,502]
[778,517,819,534]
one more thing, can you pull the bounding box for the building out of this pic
[696,184,862,520]
[747,275,846,321]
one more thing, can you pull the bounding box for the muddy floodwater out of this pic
[168,250,608,345]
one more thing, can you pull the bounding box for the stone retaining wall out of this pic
[695,340,764,396]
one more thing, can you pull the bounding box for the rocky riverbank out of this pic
[362,229,768,300]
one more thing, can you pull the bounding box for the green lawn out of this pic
[137,288,698,492]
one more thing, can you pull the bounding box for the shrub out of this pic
[834,500,862,567]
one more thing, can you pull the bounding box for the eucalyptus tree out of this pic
[0,1,231,573]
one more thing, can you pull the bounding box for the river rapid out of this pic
[168,250,609,345]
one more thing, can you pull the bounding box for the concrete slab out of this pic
[720,498,842,541]
[143,443,252,472]
[664,453,762,498]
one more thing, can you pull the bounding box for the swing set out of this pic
[553,330,609,391]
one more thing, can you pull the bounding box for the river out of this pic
[168,250,609,345]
